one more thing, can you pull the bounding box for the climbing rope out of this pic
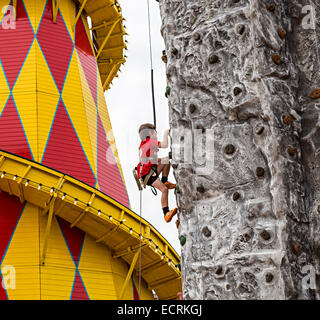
[146,0,157,127]
[138,189,143,298]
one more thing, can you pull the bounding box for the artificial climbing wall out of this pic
[159,0,320,299]
[0,0,129,207]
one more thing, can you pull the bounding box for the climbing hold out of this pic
[255,124,265,135]
[260,230,271,241]
[177,263,181,271]
[265,272,274,283]
[272,54,281,65]
[215,266,223,275]
[288,146,297,157]
[193,33,201,41]
[278,28,287,39]
[161,50,168,63]
[165,86,171,98]
[292,243,299,255]
[266,3,276,12]
[237,24,245,35]
[168,151,172,160]
[179,235,186,246]
[202,226,211,237]
[310,88,320,99]
[175,186,180,194]
[283,114,292,125]
[234,87,242,96]
[256,167,265,178]
[171,47,178,56]
[189,103,196,113]
[233,192,241,201]
[176,219,180,229]
[208,54,219,64]
[224,144,236,155]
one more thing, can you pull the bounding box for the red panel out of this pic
[0,97,33,159]
[75,16,97,105]
[56,216,84,266]
[37,0,73,92]
[0,193,24,300]
[97,115,129,207]
[0,0,34,89]
[71,272,89,300]
[42,101,96,187]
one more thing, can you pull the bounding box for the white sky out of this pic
[105,1,180,254]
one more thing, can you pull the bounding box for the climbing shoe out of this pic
[164,208,177,223]
[164,181,176,189]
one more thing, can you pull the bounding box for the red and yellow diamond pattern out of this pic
[0,0,146,300]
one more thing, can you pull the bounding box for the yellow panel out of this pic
[2,203,39,266]
[36,39,59,95]
[35,0,47,33]
[40,266,76,300]
[39,215,75,299]
[78,233,112,272]
[12,39,36,94]
[58,0,76,42]
[39,215,75,268]
[77,51,98,174]
[4,266,40,300]
[37,92,60,162]
[133,273,155,300]
[78,270,117,300]
[22,0,36,33]
[2,204,40,300]
[63,49,97,176]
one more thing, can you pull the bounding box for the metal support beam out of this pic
[0,155,6,168]
[17,165,31,203]
[73,0,88,30]
[41,201,55,265]
[113,244,146,259]
[42,177,65,215]
[103,63,119,90]
[148,275,180,290]
[70,192,95,228]
[119,249,140,300]
[52,0,60,23]
[96,17,122,60]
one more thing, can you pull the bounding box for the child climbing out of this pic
[137,123,177,223]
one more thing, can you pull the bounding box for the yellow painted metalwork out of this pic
[73,0,88,30]
[41,200,55,265]
[52,0,60,23]
[119,249,140,300]
[0,150,182,299]
[76,0,127,90]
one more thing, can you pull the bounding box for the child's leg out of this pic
[151,178,168,209]
[151,177,177,223]
[157,157,176,189]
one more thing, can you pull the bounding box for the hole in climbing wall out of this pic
[193,32,201,41]
[202,226,212,237]
[232,192,241,201]
[234,87,242,96]
[208,54,219,64]
[224,144,236,155]
[256,167,265,178]
[265,272,274,283]
[236,24,245,35]
[189,104,197,114]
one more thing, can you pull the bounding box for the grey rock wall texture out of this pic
[159,0,320,299]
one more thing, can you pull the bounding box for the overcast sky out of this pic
[105,1,180,254]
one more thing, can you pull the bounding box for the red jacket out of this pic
[137,137,160,178]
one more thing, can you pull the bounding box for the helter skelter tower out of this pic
[0,0,181,300]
